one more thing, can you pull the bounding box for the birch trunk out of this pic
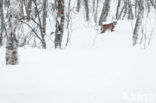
[76,0,81,12]
[128,0,134,20]
[54,0,65,48]
[122,0,128,19]
[6,0,23,65]
[99,0,111,25]
[133,0,144,46]
[135,0,138,18]
[24,0,32,21]
[94,0,99,24]
[42,0,47,48]
[116,0,121,20]
[84,0,89,21]
[0,0,4,46]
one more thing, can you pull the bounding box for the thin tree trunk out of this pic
[122,0,128,19]
[144,0,150,16]
[20,0,24,17]
[135,0,138,18]
[133,0,144,46]
[116,0,121,20]
[76,0,81,12]
[84,0,89,21]
[66,0,72,47]
[128,0,134,20]
[94,0,99,24]
[42,0,47,46]
[54,0,65,48]
[0,0,4,46]
[93,0,95,13]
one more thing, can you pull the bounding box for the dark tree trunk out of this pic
[128,0,134,20]
[122,0,128,19]
[135,0,138,18]
[99,0,111,25]
[54,0,65,48]
[0,0,4,46]
[116,0,121,20]
[76,0,81,12]
[133,0,144,46]
[84,0,89,21]
[42,0,47,47]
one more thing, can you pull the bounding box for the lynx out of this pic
[101,21,117,34]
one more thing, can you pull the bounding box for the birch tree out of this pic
[99,0,111,25]
[0,0,4,46]
[135,0,138,18]
[33,0,46,49]
[6,0,23,65]
[94,0,99,24]
[128,0,134,20]
[76,0,81,12]
[133,0,144,46]
[84,0,89,21]
[24,0,32,21]
[116,0,121,19]
[54,0,65,48]
[42,0,47,47]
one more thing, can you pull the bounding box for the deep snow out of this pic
[0,20,156,103]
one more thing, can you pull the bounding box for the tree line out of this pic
[0,0,156,65]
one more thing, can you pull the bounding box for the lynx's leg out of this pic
[111,25,115,32]
[101,26,105,34]
[101,28,105,33]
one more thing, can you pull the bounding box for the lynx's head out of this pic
[113,21,117,26]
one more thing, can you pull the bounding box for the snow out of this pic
[0,19,156,103]
[102,20,117,25]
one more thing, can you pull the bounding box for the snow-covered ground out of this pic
[0,20,156,103]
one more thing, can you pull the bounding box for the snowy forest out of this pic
[0,0,155,65]
[0,0,156,103]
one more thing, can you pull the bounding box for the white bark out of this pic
[133,0,144,46]
[6,0,23,65]
[0,0,4,46]
[54,0,65,48]
[99,0,111,25]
